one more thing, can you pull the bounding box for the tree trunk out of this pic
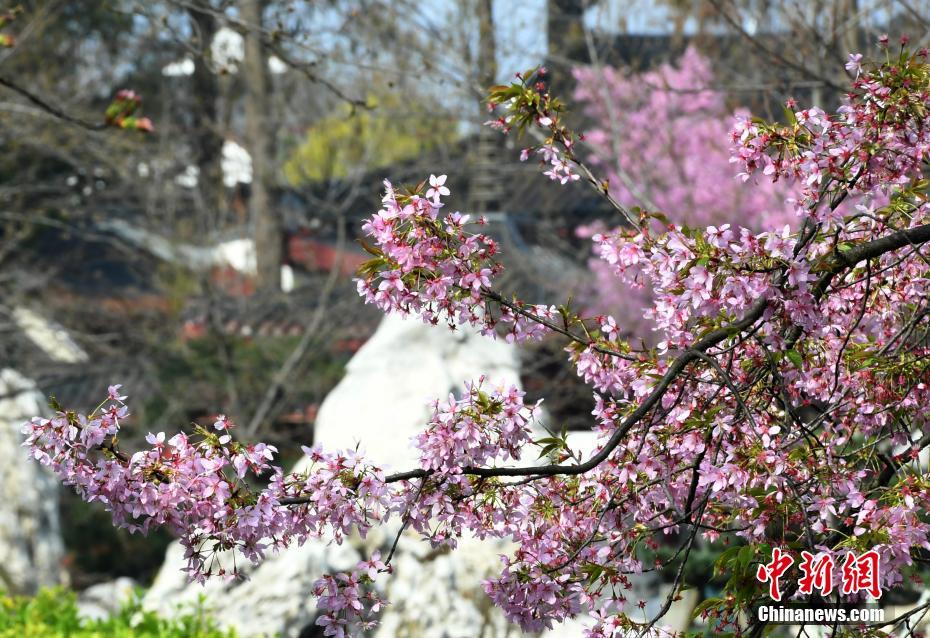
[241,0,280,292]
[469,0,502,215]
[546,0,586,83]
[188,0,225,220]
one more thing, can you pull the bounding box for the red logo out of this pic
[841,550,882,599]
[756,548,882,600]
[798,551,834,596]
[756,547,795,601]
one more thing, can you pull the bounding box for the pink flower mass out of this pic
[572,48,800,339]
[22,46,930,635]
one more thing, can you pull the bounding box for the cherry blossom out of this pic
[23,46,930,637]
[845,52,864,75]
[571,48,799,339]
[425,173,449,204]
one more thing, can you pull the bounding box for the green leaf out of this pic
[714,545,742,577]
[691,596,722,620]
[580,562,604,585]
[737,545,756,572]
[785,349,803,368]
[356,238,384,257]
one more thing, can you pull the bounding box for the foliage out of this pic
[0,587,235,637]
[104,90,154,132]
[284,93,458,184]
[0,6,21,48]
[146,334,349,426]
[59,491,174,588]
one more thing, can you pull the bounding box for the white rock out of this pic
[268,55,288,74]
[175,165,200,188]
[162,57,195,77]
[77,577,138,621]
[308,314,521,472]
[373,533,522,638]
[0,369,66,593]
[211,27,244,73]
[221,140,252,187]
[13,307,88,364]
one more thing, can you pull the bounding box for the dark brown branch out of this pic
[0,75,106,130]
[482,288,637,361]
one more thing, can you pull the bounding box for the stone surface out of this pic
[77,577,139,621]
[0,369,66,594]
[307,313,522,472]
[12,307,89,364]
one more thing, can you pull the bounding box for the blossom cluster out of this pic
[22,388,403,634]
[731,46,930,226]
[355,175,557,342]
[403,378,542,549]
[487,67,582,186]
[0,6,21,48]
[415,377,538,474]
[355,177,498,324]
[22,378,542,633]
[104,89,154,132]
[590,221,812,350]
[572,48,798,338]
[475,43,930,629]
[312,552,389,637]
[277,446,391,544]
[23,391,283,581]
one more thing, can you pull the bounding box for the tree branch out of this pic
[0,75,106,130]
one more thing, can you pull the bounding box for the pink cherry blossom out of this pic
[425,173,450,203]
[846,52,864,74]
[23,46,930,637]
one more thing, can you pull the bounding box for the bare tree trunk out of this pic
[188,0,225,219]
[546,0,585,84]
[476,0,496,89]
[469,0,502,215]
[241,0,280,292]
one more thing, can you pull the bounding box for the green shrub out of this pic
[0,587,237,637]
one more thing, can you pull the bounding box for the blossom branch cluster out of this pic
[312,552,389,637]
[486,67,582,186]
[355,176,557,342]
[731,45,930,226]
[24,378,540,635]
[22,44,930,638]
[415,377,538,474]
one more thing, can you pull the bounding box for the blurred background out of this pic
[1,0,930,636]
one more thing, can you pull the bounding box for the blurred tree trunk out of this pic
[241,0,280,292]
[188,0,225,219]
[469,0,502,215]
[476,0,496,89]
[546,0,585,85]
